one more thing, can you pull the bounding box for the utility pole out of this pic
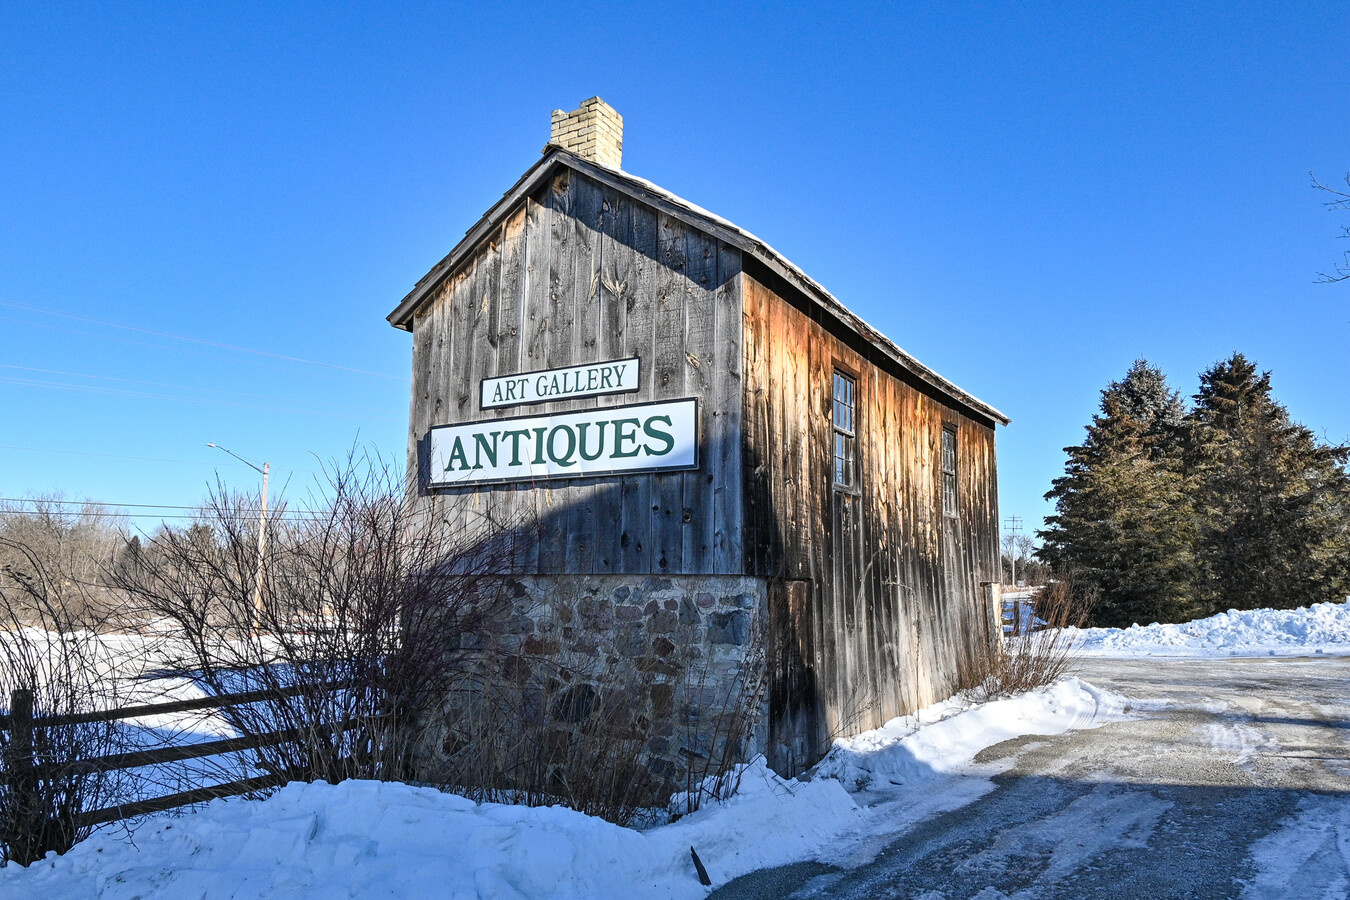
[207,443,269,632]
[1004,515,1022,587]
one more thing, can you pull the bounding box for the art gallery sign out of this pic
[481,357,640,409]
[428,358,698,487]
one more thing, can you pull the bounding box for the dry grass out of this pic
[972,575,1093,701]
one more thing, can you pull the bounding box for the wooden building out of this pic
[389,98,1009,777]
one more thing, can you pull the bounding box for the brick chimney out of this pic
[549,97,623,169]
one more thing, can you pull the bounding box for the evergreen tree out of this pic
[1185,353,1350,613]
[1039,360,1198,627]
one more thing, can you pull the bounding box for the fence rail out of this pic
[1,683,355,829]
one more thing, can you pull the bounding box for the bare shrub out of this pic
[972,574,1095,700]
[110,450,515,787]
[0,541,133,866]
[669,619,768,818]
[433,652,663,825]
[109,450,769,826]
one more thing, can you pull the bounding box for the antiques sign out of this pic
[481,358,640,409]
[428,397,698,487]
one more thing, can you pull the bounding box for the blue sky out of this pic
[2,1,1347,537]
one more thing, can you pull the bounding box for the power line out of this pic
[0,498,334,520]
[0,497,239,511]
[0,315,379,384]
[0,509,331,523]
[1004,515,1024,587]
[0,444,252,468]
[0,299,406,381]
[0,496,350,517]
[0,375,402,424]
[0,363,398,413]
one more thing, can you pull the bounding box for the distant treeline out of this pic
[1039,354,1350,628]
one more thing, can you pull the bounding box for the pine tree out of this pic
[1186,353,1350,613]
[1039,360,1198,627]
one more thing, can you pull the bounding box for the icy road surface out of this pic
[715,656,1350,900]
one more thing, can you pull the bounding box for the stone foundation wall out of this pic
[414,574,768,800]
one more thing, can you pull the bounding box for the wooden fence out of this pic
[0,684,335,828]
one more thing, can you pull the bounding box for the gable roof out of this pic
[387,147,1010,427]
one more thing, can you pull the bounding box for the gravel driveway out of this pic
[711,656,1350,900]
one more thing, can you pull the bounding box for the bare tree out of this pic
[110,449,518,786]
[1312,170,1350,283]
[0,540,134,866]
[0,496,126,627]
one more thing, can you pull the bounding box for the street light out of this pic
[207,443,269,631]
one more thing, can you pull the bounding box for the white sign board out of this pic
[480,357,640,409]
[428,398,698,487]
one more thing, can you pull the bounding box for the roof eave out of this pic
[385,148,570,332]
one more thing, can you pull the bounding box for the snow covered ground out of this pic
[0,677,1123,899]
[1068,598,1350,658]
[6,598,1349,898]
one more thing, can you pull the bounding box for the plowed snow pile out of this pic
[1068,599,1350,658]
[815,676,1127,791]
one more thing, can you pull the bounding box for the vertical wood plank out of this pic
[618,199,659,573]
[649,212,688,573]
[711,242,743,574]
[680,227,717,573]
[516,191,553,573]
[593,186,634,573]
[563,174,605,574]
[494,204,529,566]
[739,269,1001,750]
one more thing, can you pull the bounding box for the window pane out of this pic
[832,371,857,488]
[941,427,957,516]
[941,427,956,473]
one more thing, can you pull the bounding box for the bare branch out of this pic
[1311,171,1350,283]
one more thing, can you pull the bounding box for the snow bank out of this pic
[1068,599,1350,658]
[0,676,1129,898]
[0,761,860,900]
[815,676,1127,790]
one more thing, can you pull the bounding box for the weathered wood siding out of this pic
[407,169,745,575]
[743,272,1000,771]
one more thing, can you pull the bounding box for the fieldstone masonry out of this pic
[417,574,768,797]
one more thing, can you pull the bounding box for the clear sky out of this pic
[2,1,1347,537]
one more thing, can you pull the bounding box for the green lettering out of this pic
[446,437,470,472]
[472,432,499,469]
[612,418,642,458]
[642,415,675,456]
[502,429,531,466]
[547,425,578,467]
[532,427,547,464]
[577,421,608,461]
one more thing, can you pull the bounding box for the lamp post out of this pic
[207,443,269,631]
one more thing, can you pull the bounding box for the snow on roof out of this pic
[387,148,1009,427]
